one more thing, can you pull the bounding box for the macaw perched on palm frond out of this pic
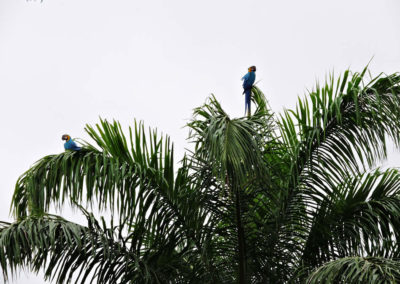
[242,65,256,116]
[61,134,81,151]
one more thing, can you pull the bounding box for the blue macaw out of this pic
[62,134,81,151]
[242,66,256,116]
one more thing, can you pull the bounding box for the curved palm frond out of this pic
[301,169,400,270]
[9,119,219,282]
[187,88,276,185]
[0,211,202,284]
[0,213,139,284]
[306,256,400,284]
[275,69,400,279]
[11,119,174,221]
[280,69,400,185]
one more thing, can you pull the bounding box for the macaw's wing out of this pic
[65,140,81,151]
[70,140,81,151]
[248,72,256,86]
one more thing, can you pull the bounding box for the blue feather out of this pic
[242,71,256,90]
[64,139,81,151]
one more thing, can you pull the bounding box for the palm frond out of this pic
[11,119,174,222]
[306,256,400,284]
[302,168,400,268]
[280,69,400,187]
[0,213,129,283]
[9,118,221,282]
[187,89,275,186]
[0,209,201,283]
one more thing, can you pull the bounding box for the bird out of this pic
[242,66,256,116]
[61,134,81,151]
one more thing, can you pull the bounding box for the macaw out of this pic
[242,65,256,116]
[61,134,81,151]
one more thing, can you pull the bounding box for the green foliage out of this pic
[2,68,400,283]
[307,257,400,283]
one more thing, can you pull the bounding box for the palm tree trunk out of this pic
[235,187,247,283]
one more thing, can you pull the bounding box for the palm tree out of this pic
[1,67,400,283]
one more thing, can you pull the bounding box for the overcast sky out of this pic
[1,0,400,283]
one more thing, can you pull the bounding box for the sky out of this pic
[1,0,400,283]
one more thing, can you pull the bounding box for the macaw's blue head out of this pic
[62,134,71,141]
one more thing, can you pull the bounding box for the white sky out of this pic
[1,0,400,283]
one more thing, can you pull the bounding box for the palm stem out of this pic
[235,186,247,283]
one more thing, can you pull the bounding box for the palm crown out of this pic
[1,67,400,283]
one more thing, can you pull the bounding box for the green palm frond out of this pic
[302,169,400,269]
[0,213,129,283]
[12,119,174,221]
[280,69,400,186]
[306,256,400,284]
[0,210,199,284]
[275,70,400,280]
[9,118,220,282]
[188,89,275,186]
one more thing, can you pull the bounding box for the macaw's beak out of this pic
[62,135,68,141]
